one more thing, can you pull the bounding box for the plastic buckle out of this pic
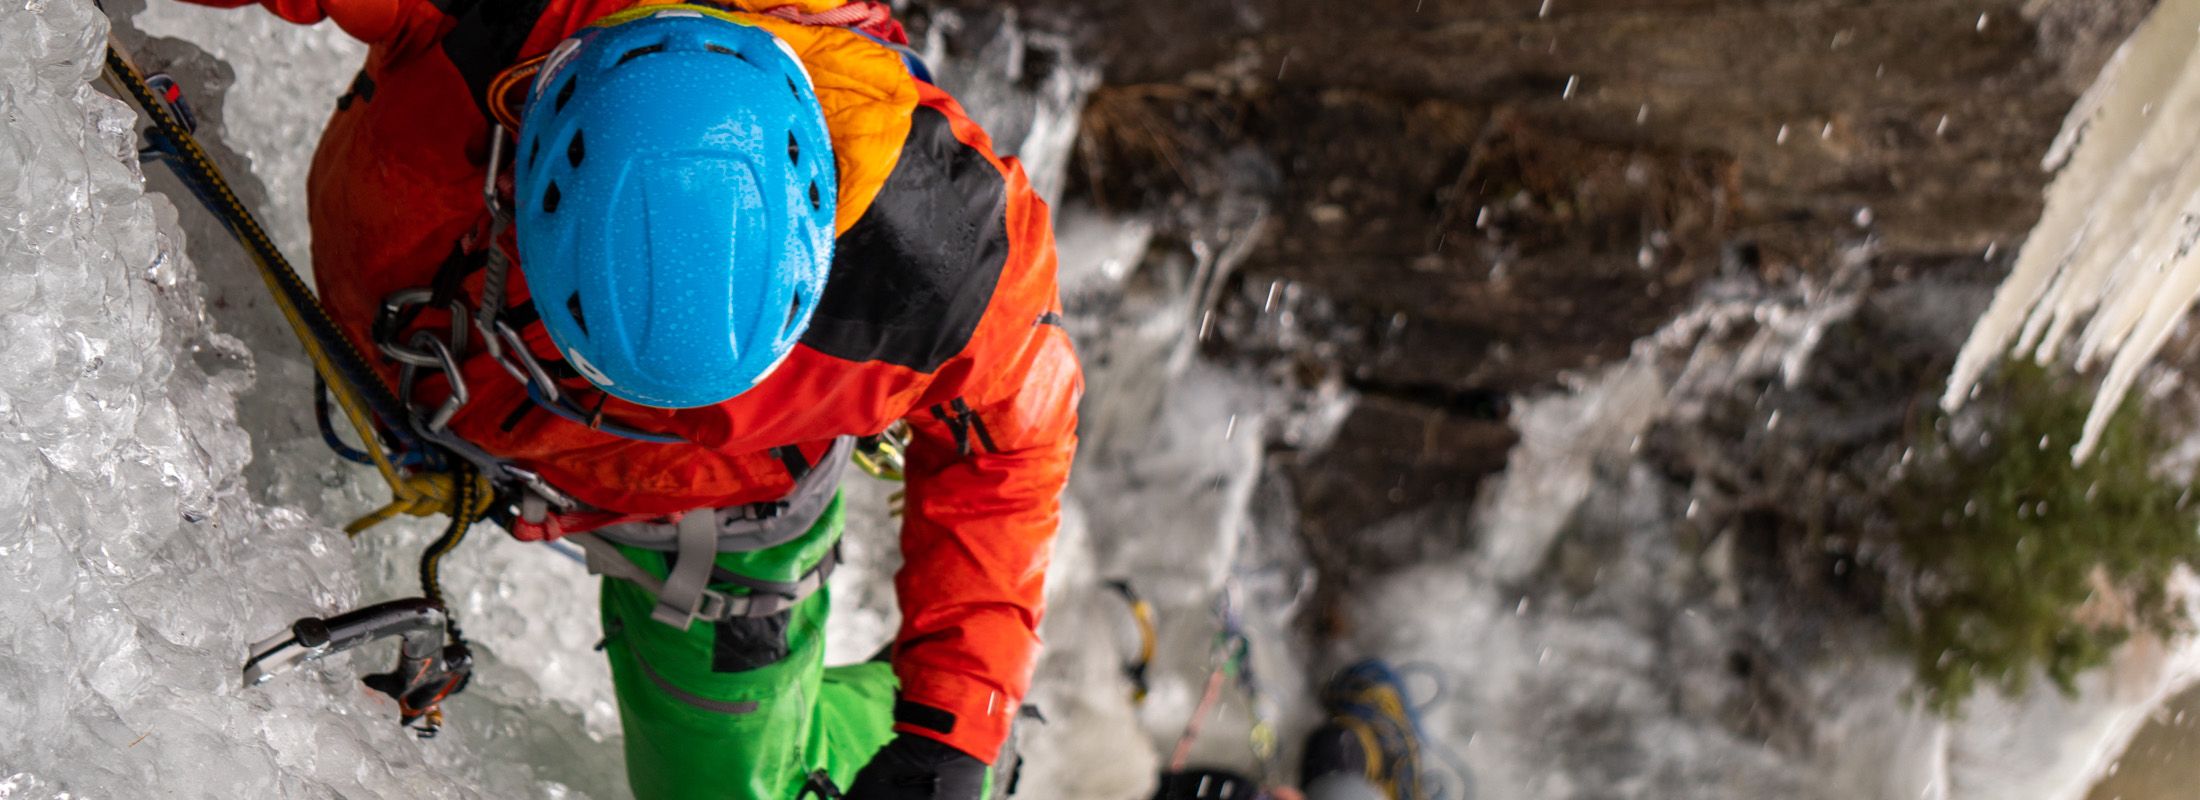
[695,588,733,621]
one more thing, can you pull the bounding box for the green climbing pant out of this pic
[599,494,899,800]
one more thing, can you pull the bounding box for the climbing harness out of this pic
[570,531,843,627]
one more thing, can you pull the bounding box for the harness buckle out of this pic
[695,588,732,621]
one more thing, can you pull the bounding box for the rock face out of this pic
[959,0,2153,591]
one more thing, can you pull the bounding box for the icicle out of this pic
[1943,0,2200,447]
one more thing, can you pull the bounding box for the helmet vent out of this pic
[553,76,577,113]
[542,181,561,213]
[787,132,800,165]
[705,43,742,61]
[566,291,589,336]
[786,76,800,98]
[785,294,801,332]
[527,136,540,170]
[808,181,820,211]
[566,130,585,168]
[616,44,665,66]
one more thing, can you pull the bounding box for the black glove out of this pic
[843,734,992,800]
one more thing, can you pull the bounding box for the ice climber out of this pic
[1153,660,1453,800]
[179,0,1081,797]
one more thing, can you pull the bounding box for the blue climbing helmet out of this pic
[513,5,836,409]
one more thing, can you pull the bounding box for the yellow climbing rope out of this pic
[102,38,487,532]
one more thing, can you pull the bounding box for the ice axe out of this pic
[242,597,474,738]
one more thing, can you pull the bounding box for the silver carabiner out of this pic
[396,330,469,432]
[494,319,564,403]
[376,287,469,368]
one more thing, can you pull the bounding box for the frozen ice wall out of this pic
[0,0,615,795]
[1944,0,2200,461]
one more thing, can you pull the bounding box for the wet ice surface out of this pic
[0,0,534,795]
[14,0,2194,798]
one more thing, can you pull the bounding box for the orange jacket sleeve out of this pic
[888,87,1082,763]
[175,0,423,44]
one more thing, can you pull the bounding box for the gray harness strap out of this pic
[652,511,721,626]
[567,531,843,629]
[560,437,853,629]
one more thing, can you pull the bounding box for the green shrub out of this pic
[1891,363,2200,715]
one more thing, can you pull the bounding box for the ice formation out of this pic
[5,0,1262,796]
[1347,261,2200,800]
[0,0,641,794]
[1942,0,2200,462]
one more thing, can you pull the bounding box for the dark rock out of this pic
[940,0,2152,609]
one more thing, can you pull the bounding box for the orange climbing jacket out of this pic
[186,0,1081,762]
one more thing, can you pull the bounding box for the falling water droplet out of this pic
[1264,281,1282,313]
[1776,124,1791,145]
[1562,75,1578,99]
[1976,13,1989,33]
[1636,104,1650,125]
[1935,114,1951,137]
[1538,0,1553,17]
[1224,414,1238,441]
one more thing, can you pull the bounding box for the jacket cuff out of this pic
[891,670,1018,764]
